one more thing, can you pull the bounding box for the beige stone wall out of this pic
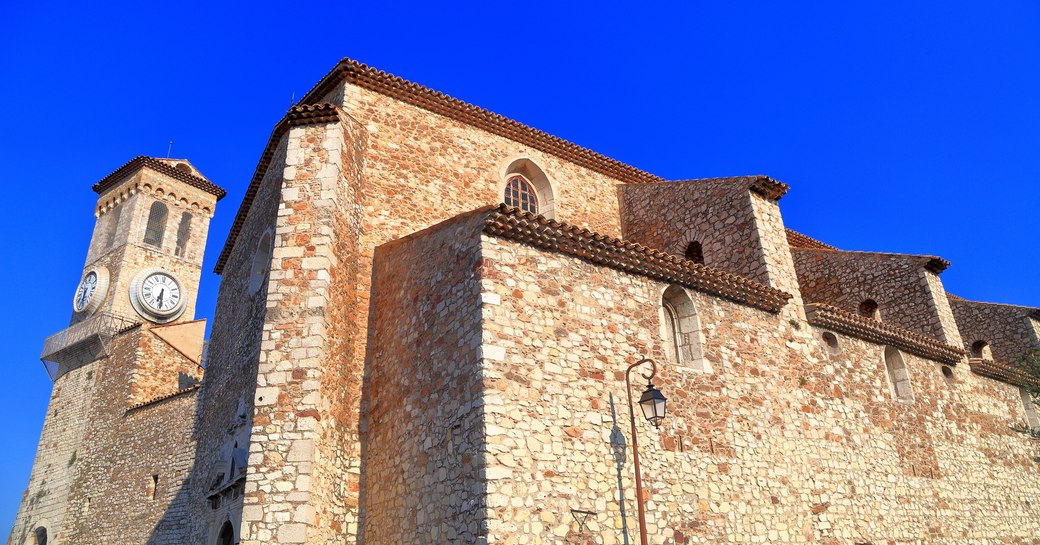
[7,363,97,545]
[360,211,488,545]
[59,326,200,545]
[478,234,1040,544]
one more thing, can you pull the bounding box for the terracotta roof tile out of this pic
[806,303,965,364]
[786,229,838,250]
[93,156,226,199]
[125,384,200,413]
[299,58,664,186]
[792,247,951,274]
[968,358,1040,389]
[484,204,793,313]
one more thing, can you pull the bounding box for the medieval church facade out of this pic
[9,58,1040,545]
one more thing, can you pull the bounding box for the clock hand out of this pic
[156,288,165,309]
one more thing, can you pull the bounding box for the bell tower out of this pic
[9,157,224,545]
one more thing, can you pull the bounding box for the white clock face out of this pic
[72,267,109,315]
[129,268,186,323]
[141,273,181,312]
[74,272,98,312]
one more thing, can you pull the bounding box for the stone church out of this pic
[9,58,1040,545]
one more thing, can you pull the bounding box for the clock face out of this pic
[141,273,181,312]
[129,268,186,323]
[74,272,98,312]
[72,267,109,315]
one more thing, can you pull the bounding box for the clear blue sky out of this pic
[1,0,1038,532]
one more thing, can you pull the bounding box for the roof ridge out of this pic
[791,247,950,273]
[93,156,226,199]
[126,383,201,412]
[298,57,664,186]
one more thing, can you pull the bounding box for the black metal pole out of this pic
[625,357,657,545]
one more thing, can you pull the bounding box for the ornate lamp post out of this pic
[625,357,667,545]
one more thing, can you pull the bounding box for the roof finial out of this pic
[167,141,173,158]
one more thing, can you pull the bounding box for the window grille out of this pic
[143,201,169,247]
[106,206,122,249]
[504,175,539,214]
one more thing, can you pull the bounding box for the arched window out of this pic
[503,158,556,219]
[884,346,913,402]
[970,340,992,360]
[859,299,880,320]
[1020,387,1040,430]
[174,212,192,257]
[684,241,704,264]
[35,528,47,545]
[661,285,706,372]
[143,201,169,247]
[217,521,235,545]
[106,206,122,249]
[504,175,539,214]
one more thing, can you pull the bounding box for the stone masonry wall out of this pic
[186,134,288,545]
[949,299,1040,364]
[7,361,97,545]
[360,211,487,545]
[127,327,204,406]
[793,249,961,344]
[60,326,199,545]
[478,234,1040,544]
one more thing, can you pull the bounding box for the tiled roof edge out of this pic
[968,358,1040,389]
[125,384,200,413]
[637,175,790,201]
[214,103,343,274]
[786,229,838,250]
[93,156,226,200]
[483,204,793,313]
[299,58,665,186]
[792,247,951,274]
[806,303,965,364]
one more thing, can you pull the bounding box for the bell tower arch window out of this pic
[174,212,192,257]
[143,201,169,248]
[502,158,556,219]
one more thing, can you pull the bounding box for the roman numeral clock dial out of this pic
[72,267,110,315]
[129,268,187,323]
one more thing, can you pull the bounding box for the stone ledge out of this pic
[806,303,965,364]
[125,384,201,413]
[484,204,793,314]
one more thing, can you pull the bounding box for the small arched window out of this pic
[884,346,913,402]
[217,521,235,545]
[174,212,192,257]
[684,241,704,264]
[859,299,880,320]
[661,285,706,372]
[504,175,539,214]
[143,201,169,247]
[35,528,47,545]
[106,206,122,249]
[970,340,992,360]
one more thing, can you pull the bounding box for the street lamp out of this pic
[625,357,667,545]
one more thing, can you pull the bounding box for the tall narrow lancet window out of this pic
[884,346,913,402]
[143,201,169,248]
[217,521,234,545]
[504,175,539,214]
[174,212,192,257]
[34,528,46,545]
[684,241,704,264]
[661,285,706,372]
[106,206,122,249]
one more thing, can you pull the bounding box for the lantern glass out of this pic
[638,383,667,427]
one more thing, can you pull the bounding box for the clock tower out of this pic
[11,157,224,545]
